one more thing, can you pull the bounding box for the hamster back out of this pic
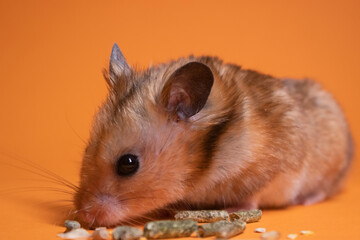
[74,44,353,227]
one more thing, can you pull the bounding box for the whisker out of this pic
[119,196,168,202]
[2,161,77,191]
[89,208,101,229]
[0,152,79,192]
[65,111,87,145]
[71,205,91,215]
[0,186,75,195]
[47,199,74,203]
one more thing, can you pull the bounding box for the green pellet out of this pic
[197,220,231,237]
[229,209,262,223]
[64,220,81,232]
[174,210,229,223]
[215,219,246,238]
[143,220,198,239]
[113,226,143,240]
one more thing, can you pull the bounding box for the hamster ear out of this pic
[161,62,214,120]
[108,43,131,86]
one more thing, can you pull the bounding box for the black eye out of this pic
[116,154,139,176]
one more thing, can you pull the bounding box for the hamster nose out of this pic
[76,204,116,228]
[75,193,123,228]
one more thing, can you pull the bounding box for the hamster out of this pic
[74,43,354,227]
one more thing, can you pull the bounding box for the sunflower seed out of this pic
[260,230,281,240]
[287,233,298,239]
[300,230,314,235]
[57,228,91,239]
[254,227,266,233]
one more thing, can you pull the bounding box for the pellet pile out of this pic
[57,209,313,240]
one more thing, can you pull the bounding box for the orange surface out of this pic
[0,0,359,239]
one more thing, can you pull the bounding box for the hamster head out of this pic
[74,44,215,227]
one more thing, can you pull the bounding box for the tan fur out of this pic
[74,54,353,227]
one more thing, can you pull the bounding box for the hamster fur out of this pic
[74,44,354,227]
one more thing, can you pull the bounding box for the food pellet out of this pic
[57,228,91,239]
[215,219,246,238]
[174,210,229,223]
[64,220,81,232]
[287,233,298,239]
[300,230,314,235]
[260,230,281,240]
[196,220,231,237]
[92,227,109,240]
[229,209,262,223]
[113,226,143,240]
[254,227,266,233]
[143,220,198,239]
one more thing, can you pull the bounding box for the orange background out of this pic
[0,0,359,239]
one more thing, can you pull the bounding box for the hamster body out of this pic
[74,44,354,227]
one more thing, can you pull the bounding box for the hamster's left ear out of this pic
[160,62,214,120]
[108,43,131,86]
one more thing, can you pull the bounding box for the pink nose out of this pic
[76,207,115,228]
[75,194,122,228]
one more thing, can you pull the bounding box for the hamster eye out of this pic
[116,154,139,176]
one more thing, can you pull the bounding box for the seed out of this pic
[196,220,231,237]
[143,220,198,239]
[229,209,262,223]
[174,210,229,223]
[254,227,266,233]
[92,227,109,240]
[57,228,91,239]
[300,230,314,235]
[113,226,143,240]
[215,219,246,238]
[287,233,298,239]
[64,220,81,232]
[260,230,281,240]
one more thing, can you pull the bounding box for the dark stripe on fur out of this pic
[198,110,236,171]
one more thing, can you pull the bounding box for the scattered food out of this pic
[254,227,266,233]
[64,220,81,232]
[92,227,109,240]
[229,209,262,223]
[197,220,231,237]
[215,219,246,238]
[287,233,298,239]
[57,228,91,239]
[300,230,314,235]
[260,230,281,240]
[143,220,198,239]
[57,210,312,240]
[113,226,143,240]
[174,210,229,223]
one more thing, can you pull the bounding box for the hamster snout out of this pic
[75,193,123,227]
[74,44,354,227]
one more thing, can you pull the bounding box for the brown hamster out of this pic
[74,43,354,227]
